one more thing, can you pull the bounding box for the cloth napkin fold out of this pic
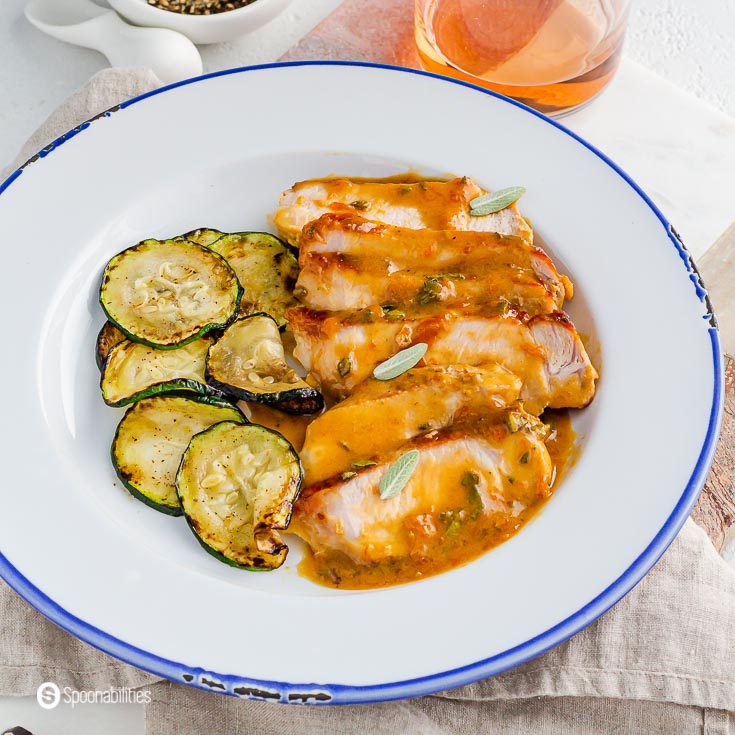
[2,68,735,735]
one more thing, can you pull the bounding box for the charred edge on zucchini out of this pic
[175,228,226,248]
[95,321,126,371]
[99,238,242,349]
[205,313,324,415]
[208,232,299,328]
[101,337,225,407]
[111,394,246,515]
[175,421,303,570]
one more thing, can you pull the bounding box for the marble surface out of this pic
[564,59,735,259]
[628,0,735,116]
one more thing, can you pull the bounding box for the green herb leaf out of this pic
[337,356,352,378]
[418,276,444,305]
[340,471,357,480]
[384,308,406,321]
[519,452,530,464]
[445,517,463,537]
[469,186,526,216]
[350,199,369,211]
[506,411,529,433]
[352,459,377,468]
[462,471,484,520]
[373,343,428,381]
[379,450,420,499]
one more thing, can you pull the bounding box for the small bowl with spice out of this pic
[108,0,293,44]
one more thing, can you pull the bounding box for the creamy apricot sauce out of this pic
[296,410,577,590]
[241,403,313,452]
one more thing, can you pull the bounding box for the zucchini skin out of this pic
[103,312,240,352]
[99,239,243,350]
[176,421,303,571]
[204,372,324,415]
[95,321,126,371]
[111,395,245,516]
[188,530,285,572]
[101,373,226,408]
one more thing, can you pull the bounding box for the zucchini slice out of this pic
[112,395,246,515]
[176,228,225,248]
[101,337,220,407]
[208,232,298,327]
[205,314,324,415]
[100,238,241,348]
[176,421,302,570]
[95,321,126,371]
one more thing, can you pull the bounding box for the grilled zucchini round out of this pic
[205,314,324,414]
[112,395,246,515]
[95,321,126,371]
[101,337,221,407]
[100,238,241,348]
[176,421,302,570]
[208,232,298,328]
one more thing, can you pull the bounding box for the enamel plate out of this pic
[0,62,722,704]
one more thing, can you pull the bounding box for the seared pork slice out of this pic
[295,213,570,314]
[300,364,522,483]
[287,307,598,413]
[274,176,533,246]
[292,415,553,564]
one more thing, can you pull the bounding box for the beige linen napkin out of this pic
[2,69,735,735]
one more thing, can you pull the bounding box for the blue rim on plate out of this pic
[0,61,723,704]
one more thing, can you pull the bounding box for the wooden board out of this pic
[692,355,735,550]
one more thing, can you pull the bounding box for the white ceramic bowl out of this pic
[108,0,293,44]
[0,62,722,704]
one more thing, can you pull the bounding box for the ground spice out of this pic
[147,0,257,13]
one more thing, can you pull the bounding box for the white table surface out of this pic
[1,0,734,731]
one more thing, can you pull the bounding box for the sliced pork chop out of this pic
[274,176,533,246]
[300,364,522,484]
[292,414,553,564]
[287,307,598,413]
[294,213,570,313]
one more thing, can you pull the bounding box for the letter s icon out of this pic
[36,681,61,709]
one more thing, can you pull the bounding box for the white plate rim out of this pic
[0,61,723,704]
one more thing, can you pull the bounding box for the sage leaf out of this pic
[469,186,526,216]
[379,450,420,500]
[373,343,428,381]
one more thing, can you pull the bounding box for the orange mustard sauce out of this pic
[297,410,577,590]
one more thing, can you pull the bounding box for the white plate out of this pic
[0,62,722,704]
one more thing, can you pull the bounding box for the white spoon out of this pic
[25,0,203,84]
